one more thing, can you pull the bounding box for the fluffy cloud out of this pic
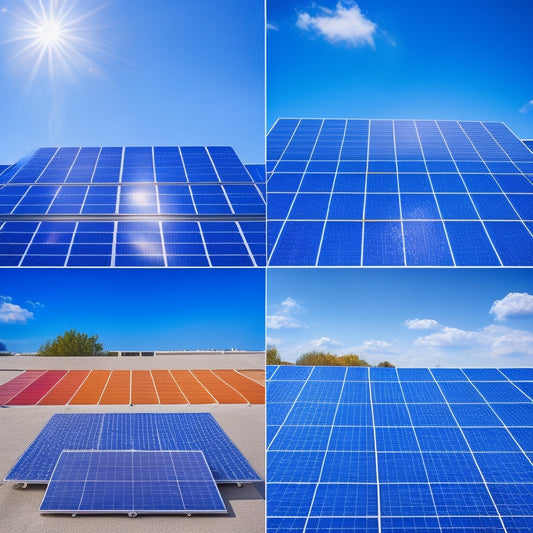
[405,318,441,330]
[351,339,397,355]
[490,292,533,321]
[308,337,343,350]
[267,297,307,330]
[267,315,306,329]
[0,296,34,324]
[296,1,377,47]
[415,324,533,359]
[415,327,479,347]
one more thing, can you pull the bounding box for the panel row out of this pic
[0,220,265,266]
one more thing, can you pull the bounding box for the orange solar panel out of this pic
[191,370,247,404]
[69,370,111,405]
[6,370,67,405]
[151,370,187,404]
[238,369,265,385]
[131,370,159,404]
[213,370,265,404]
[0,371,46,404]
[39,370,90,405]
[99,370,130,405]
[170,370,216,404]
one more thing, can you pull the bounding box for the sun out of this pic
[36,18,66,48]
[3,0,108,84]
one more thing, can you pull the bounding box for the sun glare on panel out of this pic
[4,0,109,84]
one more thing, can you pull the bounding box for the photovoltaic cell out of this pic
[5,412,260,484]
[267,119,533,266]
[0,146,265,267]
[266,366,533,531]
[40,450,226,515]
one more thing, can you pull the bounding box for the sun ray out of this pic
[2,0,114,86]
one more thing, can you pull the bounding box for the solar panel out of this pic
[266,365,533,532]
[40,450,226,515]
[267,119,533,266]
[5,412,260,484]
[524,140,533,152]
[0,146,265,267]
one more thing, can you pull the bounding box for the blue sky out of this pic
[267,0,533,138]
[0,0,264,164]
[267,269,533,367]
[0,269,265,352]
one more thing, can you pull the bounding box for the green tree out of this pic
[38,329,106,357]
[377,361,395,367]
[267,345,282,365]
[296,351,337,366]
[336,354,370,367]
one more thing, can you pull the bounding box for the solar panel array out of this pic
[5,412,261,484]
[266,366,533,533]
[524,140,533,152]
[0,369,265,405]
[40,450,227,515]
[267,119,533,266]
[0,146,265,267]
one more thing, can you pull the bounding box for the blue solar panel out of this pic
[266,365,533,531]
[5,413,260,484]
[40,450,226,515]
[267,119,533,266]
[0,146,265,267]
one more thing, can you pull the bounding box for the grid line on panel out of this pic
[360,119,371,266]
[316,120,348,266]
[395,369,443,530]
[235,221,257,267]
[303,367,348,529]
[393,120,406,267]
[461,373,533,461]
[479,122,533,241]
[435,121,503,266]
[267,370,313,451]
[368,365,382,533]
[414,120,456,267]
[270,120,325,263]
[430,371,511,530]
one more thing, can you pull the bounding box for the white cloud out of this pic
[281,296,301,314]
[26,300,44,309]
[0,296,34,324]
[415,327,479,347]
[308,336,343,350]
[351,339,397,355]
[267,315,307,329]
[415,324,533,359]
[267,296,307,330]
[490,292,533,321]
[267,336,282,346]
[1,7,7,13]
[519,100,533,114]
[405,318,441,330]
[267,22,279,31]
[296,1,377,48]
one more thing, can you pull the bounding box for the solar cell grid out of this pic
[0,145,264,267]
[40,450,227,515]
[5,412,260,484]
[267,119,533,266]
[266,366,533,532]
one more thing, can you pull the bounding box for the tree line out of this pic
[267,346,394,367]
